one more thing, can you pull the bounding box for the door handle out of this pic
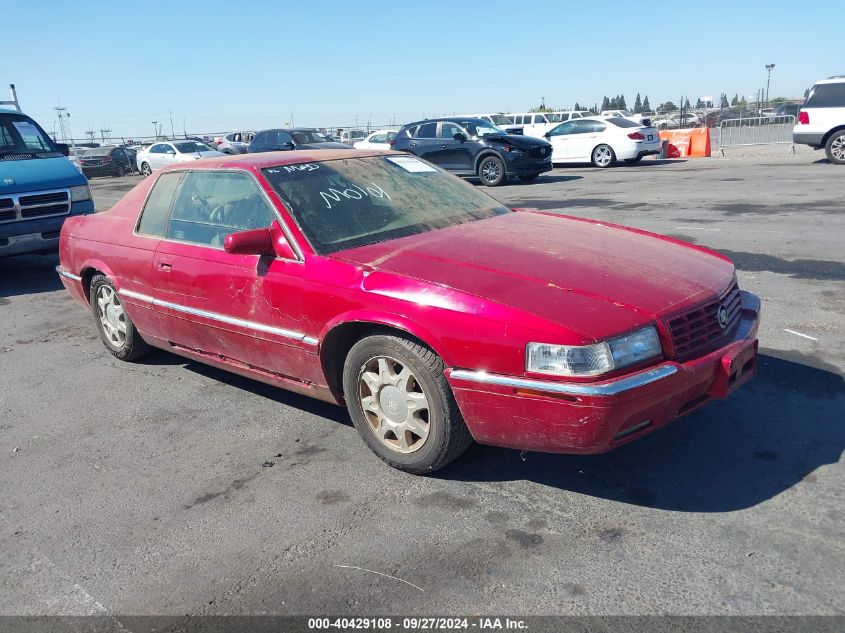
[440,144,446,149]
[156,257,173,271]
[410,142,417,148]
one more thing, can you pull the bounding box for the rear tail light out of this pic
[798,111,809,125]
[388,140,395,148]
[628,132,645,140]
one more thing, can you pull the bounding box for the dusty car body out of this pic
[56,150,760,473]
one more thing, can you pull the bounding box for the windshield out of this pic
[455,119,503,138]
[546,114,562,123]
[263,155,509,254]
[0,114,58,155]
[291,130,330,144]
[174,141,213,153]
[488,114,512,126]
[607,117,641,128]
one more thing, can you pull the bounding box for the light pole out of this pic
[765,64,775,108]
[152,121,158,139]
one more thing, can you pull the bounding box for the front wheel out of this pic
[342,334,473,474]
[140,162,152,177]
[518,172,540,181]
[591,144,616,168]
[90,274,151,361]
[477,155,506,186]
[825,130,845,165]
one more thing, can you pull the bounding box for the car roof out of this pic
[158,149,394,172]
[401,117,488,128]
[816,76,845,85]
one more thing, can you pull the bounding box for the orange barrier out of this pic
[658,128,711,158]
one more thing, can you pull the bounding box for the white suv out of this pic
[793,76,845,164]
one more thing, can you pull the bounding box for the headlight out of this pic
[526,326,661,377]
[70,184,91,202]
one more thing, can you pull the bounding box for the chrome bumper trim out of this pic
[55,266,82,282]
[119,288,318,347]
[450,364,678,397]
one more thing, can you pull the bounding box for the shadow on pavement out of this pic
[0,253,63,298]
[438,351,844,512]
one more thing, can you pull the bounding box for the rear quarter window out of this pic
[806,83,845,108]
[137,172,183,236]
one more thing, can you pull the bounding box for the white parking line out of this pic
[784,328,819,341]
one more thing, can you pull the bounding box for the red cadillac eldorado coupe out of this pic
[57,150,760,473]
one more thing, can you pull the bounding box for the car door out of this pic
[150,169,314,379]
[568,119,605,160]
[407,121,438,161]
[546,121,577,161]
[433,121,474,172]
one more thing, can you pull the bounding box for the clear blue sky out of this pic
[5,0,842,139]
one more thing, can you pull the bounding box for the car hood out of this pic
[297,142,352,150]
[333,211,735,341]
[484,133,550,149]
[0,156,88,195]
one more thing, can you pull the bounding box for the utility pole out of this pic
[152,121,158,139]
[169,110,175,139]
[765,64,775,108]
[100,127,111,145]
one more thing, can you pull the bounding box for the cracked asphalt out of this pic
[1,152,843,617]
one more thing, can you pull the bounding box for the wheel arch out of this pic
[318,315,452,402]
[79,260,118,304]
[822,125,845,147]
[473,149,505,172]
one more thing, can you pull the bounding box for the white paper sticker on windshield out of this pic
[12,121,42,139]
[386,156,437,173]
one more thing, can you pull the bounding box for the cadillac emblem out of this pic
[717,304,729,329]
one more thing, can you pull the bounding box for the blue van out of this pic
[0,108,95,257]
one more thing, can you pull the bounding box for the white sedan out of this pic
[353,130,398,150]
[544,117,661,167]
[136,140,224,176]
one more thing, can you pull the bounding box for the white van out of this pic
[503,112,558,138]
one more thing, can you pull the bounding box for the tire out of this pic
[591,144,616,168]
[90,274,151,362]
[140,162,152,177]
[477,155,506,186]
[342,333,473,474]
[825,130,845,165]
[116,163,126,177]
[624,156,643,164]
[518,172,540,181]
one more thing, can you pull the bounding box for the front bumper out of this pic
[0,200,94,257]
[447,291,760,454]
[506,151,553,176]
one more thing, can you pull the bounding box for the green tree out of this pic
[618,94,627,110]
[661,101,677,112]
[720,93,729,108]
[573,102,581,111]
[684,97,691,110]
[695,98,703,109]
[633,93,642,113]
[738,96,747,106]
[731,94,739,106]
[601,96,610,110]
[642,95,650,111]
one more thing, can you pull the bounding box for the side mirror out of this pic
[166,149,176,155]
[544,132,551,138]
[56,143,70,156]
[224,227,276,256]
[453,132,467,143]
[283,142,296,150]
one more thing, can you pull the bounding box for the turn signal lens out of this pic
[798,111,809,125]
[628,132,645,140]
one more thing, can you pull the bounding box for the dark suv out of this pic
[392,117,552,186]
[248,128,351,153]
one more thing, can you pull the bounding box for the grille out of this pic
[668,281,742,361]
[0,189,71,224]
[19,191,68,206]
[530,146,550,158]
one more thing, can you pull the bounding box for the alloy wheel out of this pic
[594,146,613,167]
[357,355,430,454]
[831,135,845,162]
[96,285,127,348]
[481,159,501,184]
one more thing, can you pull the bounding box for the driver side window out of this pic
[549,122,575,136]
[166,171,277,248]
[439,122,464,139]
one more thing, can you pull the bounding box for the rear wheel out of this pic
[342,333,473,474]
[518,172,540,181]
[140,162,152,177]
[591,144,616,168]
[90,274,151,361]
[825,130,845,165]
[477,155,506,186]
